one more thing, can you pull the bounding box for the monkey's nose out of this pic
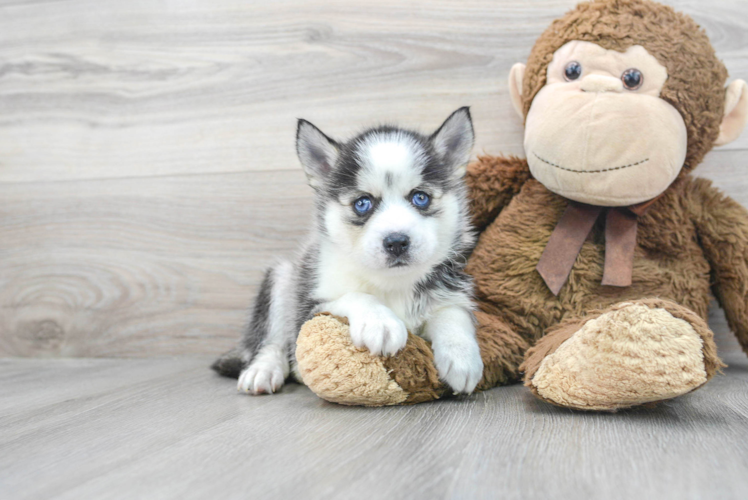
[580,74,623,93]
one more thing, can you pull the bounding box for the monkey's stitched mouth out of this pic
[533,152,649,174]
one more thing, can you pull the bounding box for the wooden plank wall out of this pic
[1,0,747,357]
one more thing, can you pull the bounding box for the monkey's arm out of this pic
[465,155,531,231]
[692,178,748,356]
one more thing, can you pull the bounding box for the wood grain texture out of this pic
[1,0,748,356]
[0,354,747,500]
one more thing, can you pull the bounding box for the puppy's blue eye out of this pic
[353,196,373,215]
[411,191,430,208]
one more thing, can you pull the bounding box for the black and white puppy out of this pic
[212,108,483,395]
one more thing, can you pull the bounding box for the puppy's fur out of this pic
[212,108,483,395]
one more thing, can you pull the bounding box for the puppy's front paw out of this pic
[434,340,483,394]
[348,305,408,356]
[237,361,285,395]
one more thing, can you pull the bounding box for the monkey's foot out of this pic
[521,299,723,411]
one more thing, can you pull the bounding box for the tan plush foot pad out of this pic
[525,300,723,411]
[296,314,448,406]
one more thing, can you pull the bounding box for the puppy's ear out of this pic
[429,107,475,178]
[296,119,339,189]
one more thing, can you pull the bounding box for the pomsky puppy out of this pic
[212,107,483,396]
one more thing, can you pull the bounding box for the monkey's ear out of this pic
[296,119,340,189]
[715,79,748,146]
[430,107,475,178]
[508,63,526,120]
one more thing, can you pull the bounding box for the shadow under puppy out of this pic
[212,108,483,396]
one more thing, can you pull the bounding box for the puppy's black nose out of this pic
[383,233,410,257]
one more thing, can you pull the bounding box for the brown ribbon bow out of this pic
[536,198,659,296]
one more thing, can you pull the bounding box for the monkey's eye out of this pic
[621,68,643,90]
[564,61,582,81]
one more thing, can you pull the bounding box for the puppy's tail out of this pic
[211,266,276,378]
[211,347,245,379]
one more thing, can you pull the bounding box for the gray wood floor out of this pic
[1,346,747,500]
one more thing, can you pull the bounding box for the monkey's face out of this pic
[524,41,687,206]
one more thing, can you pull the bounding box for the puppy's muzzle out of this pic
[383,233,410,258]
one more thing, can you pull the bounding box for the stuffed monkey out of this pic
[296,0,748,410]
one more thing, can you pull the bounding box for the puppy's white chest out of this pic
[377,292,424,333]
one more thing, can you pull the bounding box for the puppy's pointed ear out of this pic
[430,107,475,178]
[296,119,339,188]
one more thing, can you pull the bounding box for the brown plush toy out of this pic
[296,0,748,410]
